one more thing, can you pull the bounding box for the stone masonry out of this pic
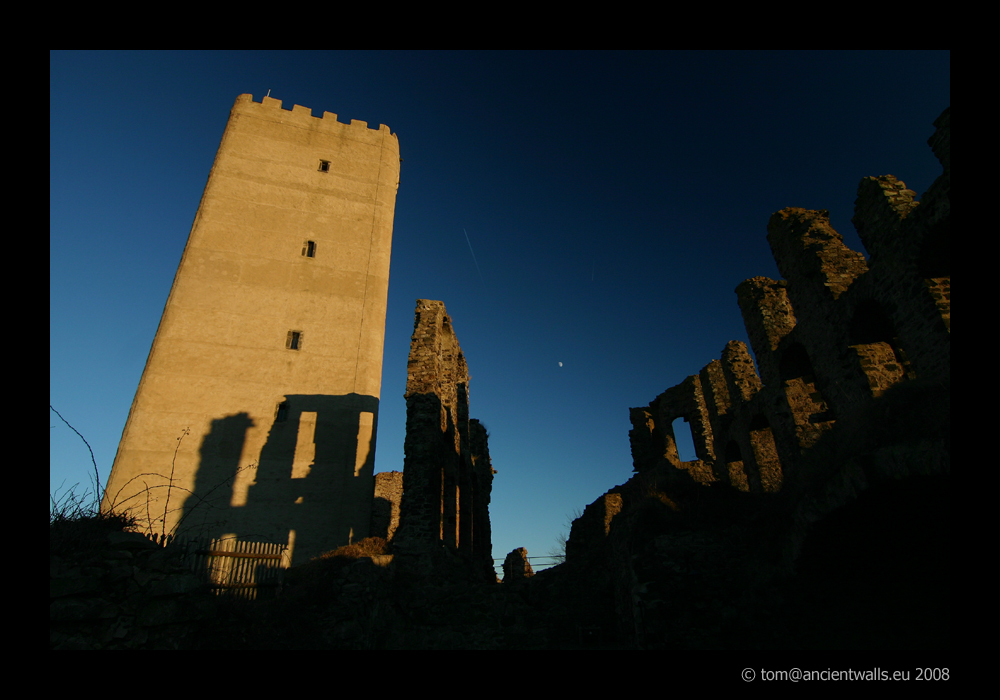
[103,94,400,566]
[559,107,950,649]
[371,471,403,541]
[626,107,950,495]
[502,547,535,582]
[393,301,496,578]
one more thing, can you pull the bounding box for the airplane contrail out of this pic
[464,228,487,292]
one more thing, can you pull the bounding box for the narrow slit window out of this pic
[286,330,303,350]
[318,160,331,173]
[302,240,316,258]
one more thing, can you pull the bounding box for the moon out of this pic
[558,362,563,367]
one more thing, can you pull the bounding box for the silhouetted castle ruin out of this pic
[622,108,949,494]
[558,107,949,649]
[85,96,949,648]
[392,300,496,581]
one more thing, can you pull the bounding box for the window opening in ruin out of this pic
[779,343,814,383]
[724,440,742,463]
[275,401,289,422]
[848,299,912,375]
[849,300,896,347]
[318,160,330,173]
[747,414,769,432]
[286,330,302,350]
[671,416,697,462]
[302,240,316,258]
[779,342,836,423]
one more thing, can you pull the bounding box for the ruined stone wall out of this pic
[501,547,534,582]
[50,530,217,650]
[565,492,623,563]
[627,107,950,495]
[469,419,495,568]
[561,109,950,648]
[394,301,495,578]
[371,471,403,541]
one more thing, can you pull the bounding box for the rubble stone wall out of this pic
[371,471,403,541]
[624,107,950,495]
[562,108,950,649]
[394,301,495,578]
[50,531,217,650]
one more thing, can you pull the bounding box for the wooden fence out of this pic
[195,538,290,600]
[144,533,290,600]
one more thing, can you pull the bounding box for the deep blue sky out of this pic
[50,50,949,571]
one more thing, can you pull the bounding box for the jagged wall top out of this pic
[405,300,469,405]
[627,106,950,491]
[233,94,397,141]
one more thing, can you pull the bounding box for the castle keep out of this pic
[103,95,400,565]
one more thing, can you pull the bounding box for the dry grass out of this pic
[282,536,391,592]
[317,536,389,560]
[49,507,138,557]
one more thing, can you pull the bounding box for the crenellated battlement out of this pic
[233,93,397,140]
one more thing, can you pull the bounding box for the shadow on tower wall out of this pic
[175,393,378,566]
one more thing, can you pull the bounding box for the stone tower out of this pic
[103,94,400,565]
